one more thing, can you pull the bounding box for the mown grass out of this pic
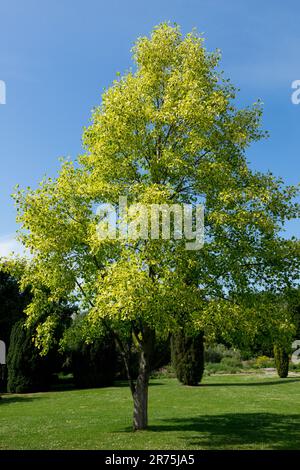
[0,375,299,450]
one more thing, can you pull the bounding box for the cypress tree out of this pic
[70,333,116,388]
[7,320,53,393]
[171,330,204,385]
[274,344,289,378]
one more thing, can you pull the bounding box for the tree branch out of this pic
[74,279,136,395]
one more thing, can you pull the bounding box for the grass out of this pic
[0,374,300,450]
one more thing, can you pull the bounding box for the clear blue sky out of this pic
[0,0,299,254]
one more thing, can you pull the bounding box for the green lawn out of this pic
[0,375,300,450]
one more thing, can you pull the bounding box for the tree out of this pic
[0,270,29,347]
[285,288,300,339]
[62,318,116,388]
[171,330,204,385]
[274,344,290,378]
[0,270,30,392]
[11,24,299,429]
[271,288,300,378]
[6,298,74,393]
[7,320,53,393]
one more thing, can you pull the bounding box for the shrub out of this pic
[254,355,275,369]
[289,362,300,372]
[205,362,242,375]
[150,364,176,379]
[205,343,241,364]
[62,316,117,387]
[204,344,224,363]
[152,336,171,370]
[7,320,53,393]
[220,356,242,368]
[70,333,116,388]
[274,345,289,378]
[171,331,204,385]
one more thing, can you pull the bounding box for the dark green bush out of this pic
[150,364,176,379]
[171,331,204,385]
[204,344,224,363]
[289,362,300,372]
[205,343,241,364]
[152,336,171,370]
[0,271,30,348]
[274,345,289,378]
[70,333,116,388]
[7,320,53,393]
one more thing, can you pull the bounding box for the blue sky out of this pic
[0,0,299,255]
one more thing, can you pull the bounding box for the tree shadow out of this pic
[0,395,44,405]
[148,413,300,449]
[114,381,165,387]
[200,378,300,387]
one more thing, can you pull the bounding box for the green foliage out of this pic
[61,317,116,388]
[171,330,204,385]
[150,364,176,379]
[254,355,274,368]
[115,335,171,380]
[289,362,300,372]
[220,356,242,368]
[205,344,224,363]
[7,320,53,393]
[70,336,116,389]
[6,298,73,393]
[152,335,171,370]
[274,345,289,378]
[0,270,29,347]
[205,343,241,363]
[284,288,300,339]
[11,23,300,357]
[205,362,242,374]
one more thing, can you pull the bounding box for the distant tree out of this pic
[0,270,30,392]
[6,297,74,393]
[0,270,29,347]
[7,320,53,393]
[272,288,300,379]
[151,335,171,372]
[171,330,204,385]
[286,288,300,339]
[62,318,116,388]
[274,344,289,378]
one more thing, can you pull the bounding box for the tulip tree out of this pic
[10,24,300,429]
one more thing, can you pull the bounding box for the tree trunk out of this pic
[133,362,149,430]
[132,326,155,431]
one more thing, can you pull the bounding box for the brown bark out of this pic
[132,325,155,430]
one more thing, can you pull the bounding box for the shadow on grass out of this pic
[148,413,300,449]
[114,381,165,387]
[200,378,300,387]
[0,395,44,405]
